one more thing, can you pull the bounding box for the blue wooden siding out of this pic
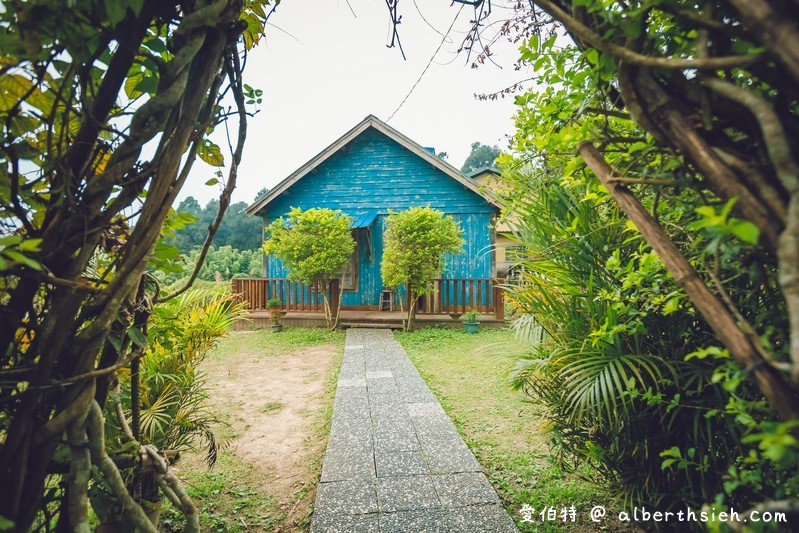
[260,129,494,217]
[261,127,496,307]
[442,213,492,278]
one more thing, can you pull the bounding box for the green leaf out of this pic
[205,178,219,186]
[128,0,145,15]
[729,219,760,245]
[528,34,538,53]
[104,0,127,26]
[134,75,158,96]
[18,238,42,252]
[0,235,22,247]
[685,346,727,361]
[124,69,144,99]
[198,140,225,167]
[0,516,14,531]
[108,334,122,352]
[143,36,167,53]
[0,74,33,112]
[127,327,149,349]
[660,446,682,459]
[662,297,679,316]
[4,249,41,270]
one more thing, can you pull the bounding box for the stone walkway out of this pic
[311,329,518,532]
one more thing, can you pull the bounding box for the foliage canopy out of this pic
[0,0,275,529]
[381,206,464,331]
[460,141,502,174]
[171,196,263,253]
[445,0,799,517]
[263,207,355,328]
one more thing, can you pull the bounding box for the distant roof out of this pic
[467,167,501,179]
[245,115,502,216]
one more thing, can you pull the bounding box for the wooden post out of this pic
[494,281,504,320]
[578,141,799,420]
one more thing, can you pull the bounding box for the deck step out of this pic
[339,322,401,329]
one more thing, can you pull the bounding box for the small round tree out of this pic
[263,207,355,329]
[381,207,464,331]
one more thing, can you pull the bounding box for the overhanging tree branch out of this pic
[157,48,248,303]
[534,0,764,70]
[578,141,799,418]
[701,76,799,382]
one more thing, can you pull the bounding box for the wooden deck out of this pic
[231,277,507,330]
[234,309,506,330]
[232,277,505,317]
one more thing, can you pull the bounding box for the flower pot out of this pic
[463,321,479,333]
[271,323,284,332]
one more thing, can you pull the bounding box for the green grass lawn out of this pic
[210,327,345,358]
[397,326,603,532]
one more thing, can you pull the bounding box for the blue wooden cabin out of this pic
[244,115,502,312]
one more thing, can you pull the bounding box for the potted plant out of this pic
[267,298,285,332]
[460,308,481,333]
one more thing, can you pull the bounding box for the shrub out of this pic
[381,207,464,331]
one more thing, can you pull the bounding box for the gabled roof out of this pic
[245,115,502,216]
[468,167,501,179]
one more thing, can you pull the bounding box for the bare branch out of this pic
[66,404,92,533]
[157,49,248,303]
[32,382,96,447]
[535,0,764,70]
[606,177,678,187]
[143,445,199,532]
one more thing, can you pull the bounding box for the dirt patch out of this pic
[208,344,334,492]
[177,334,341,530]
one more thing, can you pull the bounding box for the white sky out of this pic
[177,0,528,207]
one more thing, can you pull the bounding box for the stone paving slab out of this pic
[379,508,451,533]
[320,443,375,482]
[375,449,429,477]
[377,475,441,512]
[448,504,520,532]
[311,513,380,533]
[433,473,501,507]
[374,425,421,452]
[314,478,378,514]
[311,329,518,532]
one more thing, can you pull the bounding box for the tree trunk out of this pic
[331,278,343,330]
[620,68,782,252]
[322,288,333,330]
[407,291,419,332]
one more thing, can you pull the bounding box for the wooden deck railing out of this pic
[232,277,504,319]
[232,278,328,312]
[416,278,503,318]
